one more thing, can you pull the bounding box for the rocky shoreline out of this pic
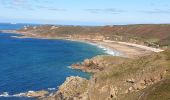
[1,26,169,100]
[71,55,128,73]
[17,50,169,100]
[40,50,169,100]
[42,76,89,100]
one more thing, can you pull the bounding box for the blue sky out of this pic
[0,0,170,25]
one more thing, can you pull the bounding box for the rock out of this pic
[128,87,134,93]
[100,85,109,93]
[83,59,93,66]
[133,83,146,90]
[110,86,118,99]
[126,78,135,83]
[44,76,88,100]
[26,90,49,98]
[50,26,58,30]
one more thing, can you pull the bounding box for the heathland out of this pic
[5,24,170,100]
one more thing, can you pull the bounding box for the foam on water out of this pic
[48,88,56,91]
[0,91,32,98]
[0,92,26,98]
[85,42,121,56]
[52,39,121,56]
[0,92,10,97]
[67,66,72,69]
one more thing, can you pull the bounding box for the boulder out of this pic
[126,78,135,83]
[26,90,49,98]
[44,76,88,100]
[83,59,93,66]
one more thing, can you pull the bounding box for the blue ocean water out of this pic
[0,23,39,30]
[0,23,107,99]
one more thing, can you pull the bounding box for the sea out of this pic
[0,23,119,100]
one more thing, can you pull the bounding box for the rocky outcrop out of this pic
[13,24,170,100]
[125,70,168,93]
[26,90,49,98]
[88,51,170,100]
[43,76,89,100]
[12,90,49,99]
[40,50,170,100]
[71,55,128,73]
[71,56,105,73]
[87,70,168,100]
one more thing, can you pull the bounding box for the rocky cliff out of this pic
[71,55,128,73]
[15,25,170,100]
[87,50,169,100]
[41,50,170,100]
[42,76,89,100]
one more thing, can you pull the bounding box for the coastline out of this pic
[0,30,167,99]
[2,30,164,58]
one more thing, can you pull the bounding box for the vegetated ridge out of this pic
[13,24,170,100]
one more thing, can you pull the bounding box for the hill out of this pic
[15,24,170,100]
[18,24,170,48]
[42,49,170,100]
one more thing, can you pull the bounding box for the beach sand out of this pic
[3,30,164,58]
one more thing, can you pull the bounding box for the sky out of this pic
[0,0,170,25]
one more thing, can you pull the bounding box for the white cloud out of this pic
[85,8,127,14]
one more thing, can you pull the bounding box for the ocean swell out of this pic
[0,87,56,98]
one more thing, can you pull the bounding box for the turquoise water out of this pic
[0,23,107,99]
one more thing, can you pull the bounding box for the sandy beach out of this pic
[2,30,164,58]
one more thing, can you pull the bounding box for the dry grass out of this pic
[88,49,170,100]
[19,24,170,47]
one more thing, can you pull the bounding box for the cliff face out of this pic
[42,50,170,100]
[15,25,170,100]
[87,50,170,100]
[43,76,89,100]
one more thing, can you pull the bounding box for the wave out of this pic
[97,45,118,55]
[48,88,56,91]
[0,88,56,98]
[87,42,121,56]
[0,92,10,97]
[13,92,26,97]
[0,91,27,98]
[67,66,72,69]
[65,39,121,56]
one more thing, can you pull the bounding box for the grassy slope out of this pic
[18,24,170,100]
[43,49,170,100]
[88,49,170,100]
[119,74,170,100]
[138,50,170,100]
[19,24,170,47]
[71,55,129,73]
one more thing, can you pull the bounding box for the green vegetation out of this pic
[120,76,170,100]
[98,51,168,80]
[88,50,170,100]
[142,79,170,100]
[18,24,170,100]
[19,24,170,47]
